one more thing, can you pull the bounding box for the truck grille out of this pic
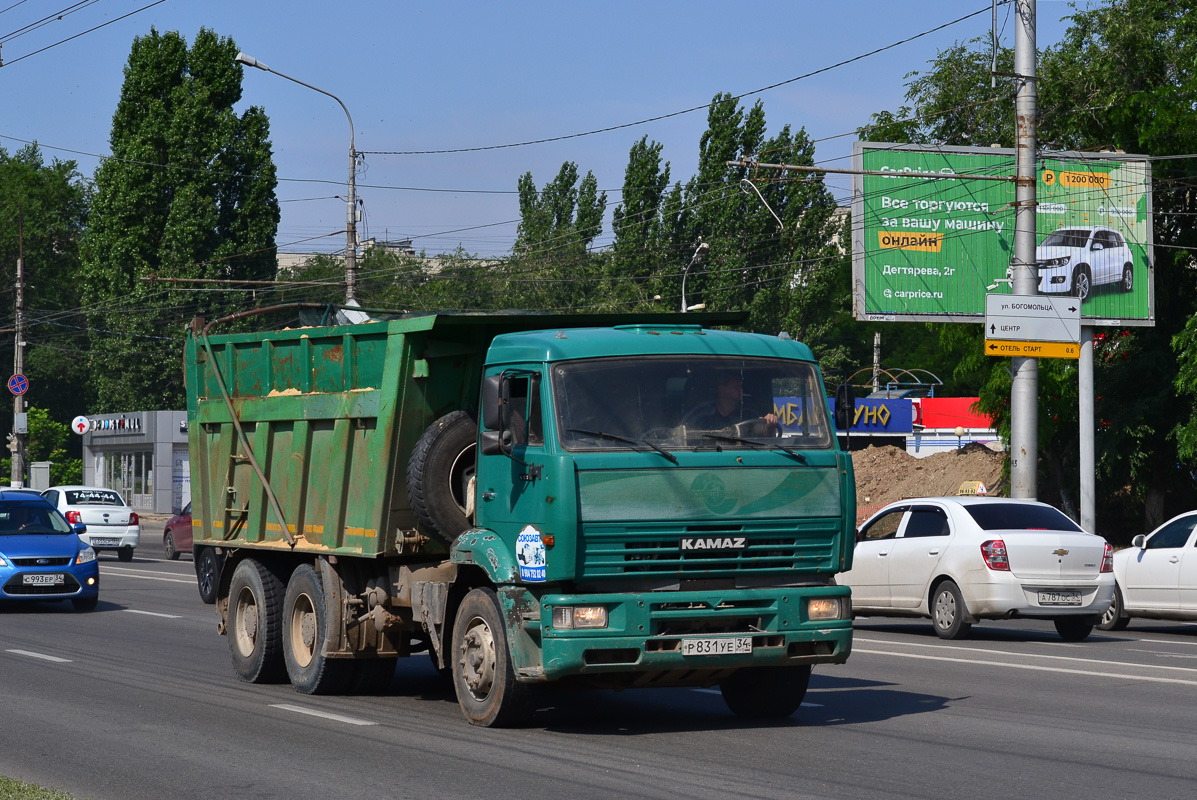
[578,521,839,579]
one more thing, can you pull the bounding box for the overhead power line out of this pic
[0,0,167,68]
[361,5,997,156]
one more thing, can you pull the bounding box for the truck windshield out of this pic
[553,356,833,451]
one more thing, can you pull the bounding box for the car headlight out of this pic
[1038,256,1071,269]
[552,605,608,629]
[76,546,97,565]
[807,597,845,621]
[0,556,7,567]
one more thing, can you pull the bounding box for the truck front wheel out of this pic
[228,559,286,683]
[451,587,536,727]
[282,565,353,695]
[720,664,812,719]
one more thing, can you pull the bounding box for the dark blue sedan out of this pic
[0,491,99,611]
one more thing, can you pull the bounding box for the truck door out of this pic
[475,371,554,580]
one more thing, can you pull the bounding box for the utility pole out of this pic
[1009,0,1039,499]
[10,205,25,488]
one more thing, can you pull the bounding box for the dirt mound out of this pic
[852,443,1006,523]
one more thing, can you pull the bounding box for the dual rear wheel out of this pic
[226,559,396,694]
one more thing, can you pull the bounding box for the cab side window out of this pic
[859,508,905,542]
[903,507,950,538]
[1146,517,1197,549]
[506,374,543,447]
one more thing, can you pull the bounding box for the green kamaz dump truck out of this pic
[184,309,856,726]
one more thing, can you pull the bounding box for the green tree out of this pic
[679,94,842,339]
[1,407,82,487]
[509,162,607,310]
[0,145,90,427]
[81,27,280,411]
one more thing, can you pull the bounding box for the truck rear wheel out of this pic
[228,559,286,683]
[451,587,536,727]
[282,565,354,695]
[720,664,812,719]
[406,410,477,545]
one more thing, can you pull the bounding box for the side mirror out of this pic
[72,523,87,536]
[834,383,855,430]
[479,429,503,456]
[482,375,502,430]
[1091,242,1104,251]
[1132,534,1146,549]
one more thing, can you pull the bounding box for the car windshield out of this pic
[554,355,834,451]
[1040,229,1091,249]
[0,501,73,535]
[964,503,1083,532]
[65,489,124,506]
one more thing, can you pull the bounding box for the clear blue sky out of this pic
[0,0,1095,258]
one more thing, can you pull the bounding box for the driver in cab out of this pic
[685,372,779,431]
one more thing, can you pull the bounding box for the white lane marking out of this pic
[100,567,193,585]
[6,649,71,663]
[1137,638,1197,647]
[854,636,1197,675]
[269,704,377,726]
[853,648,1197,687]
[1126,649,1197,660]
[692,688,822,707]
[123,609,181,619]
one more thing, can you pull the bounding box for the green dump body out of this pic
[185,312,854,691]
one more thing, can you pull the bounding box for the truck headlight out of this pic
[807,598,843,621]
[552,605,608,629]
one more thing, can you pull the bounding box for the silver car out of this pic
[42,485,141,562]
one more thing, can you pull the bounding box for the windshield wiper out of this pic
[567,428,678,464]
[701,434,807,463]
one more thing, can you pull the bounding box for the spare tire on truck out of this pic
[406,410,477,546]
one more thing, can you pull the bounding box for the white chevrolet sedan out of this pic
[42,485,141,562]
[843,497,1114,641]
[1098,510,1197,631]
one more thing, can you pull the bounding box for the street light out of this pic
[235,52,359,304]
[680,241,709,313]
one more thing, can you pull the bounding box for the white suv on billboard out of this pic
[1034,227,1134,300]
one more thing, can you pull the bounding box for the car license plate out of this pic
[1038,591,1082,606]
[681,636,752,656]
[92,538,121,546]
[23,573,64,586]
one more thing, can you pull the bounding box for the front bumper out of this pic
[1,564,100,600]
[519,584,852,681]
[1036,267,1072,293]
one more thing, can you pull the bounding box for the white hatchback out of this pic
[42,486,141,562]
[843,497,1114,641]
[1098,510,1197,631]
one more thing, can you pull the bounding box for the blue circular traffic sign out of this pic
[8,374,28,396]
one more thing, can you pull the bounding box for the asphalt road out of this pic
[2,552,1196,800]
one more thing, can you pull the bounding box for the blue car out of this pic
[0,491,99,612]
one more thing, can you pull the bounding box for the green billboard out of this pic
[851,142,1154,326]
